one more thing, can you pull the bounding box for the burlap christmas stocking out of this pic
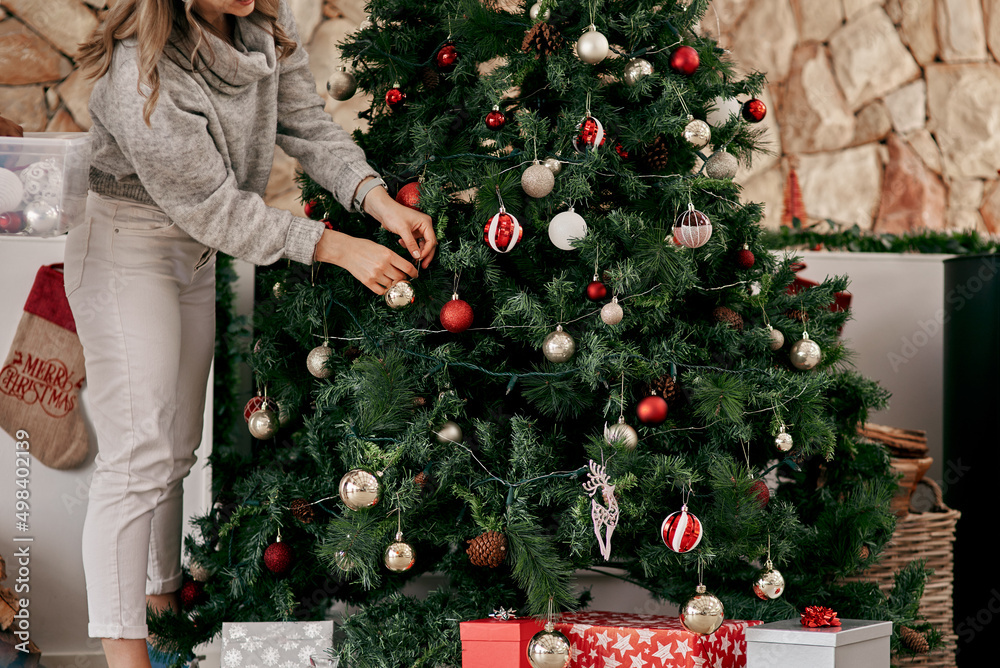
[0,263,89,469]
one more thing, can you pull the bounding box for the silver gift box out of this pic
[746,618,892,668]
[221,621,336,668]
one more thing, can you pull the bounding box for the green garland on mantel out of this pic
[763,219,1000,255]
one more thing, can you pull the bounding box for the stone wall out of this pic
[3,0,995,231]
[708,0,1000,232]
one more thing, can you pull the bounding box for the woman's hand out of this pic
[361,185,438,269]
[315,229,418,294]
[0,115,23,137]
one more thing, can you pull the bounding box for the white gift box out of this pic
[746,618,892,668]
[221,621,336,668]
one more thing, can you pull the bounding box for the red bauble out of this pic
[436,44,459,70]
[483,212,523,252]
[636,395,668,426]
[385,87,406,109]
[304,200,323,220]
[586,280,608,301]
[660,505,703,553]
[264,540,294,574]
[396,182,421,210]
[735,245,755,269]
[440,297,474,333]
[179,580,205,609]
[0,212,25,234]
[750,479,770,508]
[485,107,506,130]
[669,46,700,75]
[742,98,767,123]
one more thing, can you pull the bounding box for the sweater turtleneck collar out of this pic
[166,11,277,94]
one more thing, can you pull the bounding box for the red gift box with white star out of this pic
[552,611,763,668]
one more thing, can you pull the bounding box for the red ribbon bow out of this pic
[800,606,842,628]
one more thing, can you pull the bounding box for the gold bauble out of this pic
[704,150,738,179]
[526,623,571,668]
[600,297,623,326]
[384,533,416,572]
[604,419,639,450]
[435,420,464,444]
[576,26,609,65]
[789,333,822,370]
[753,562,786,600]
[775,429,793,452]
[385,280,415,309]
[683,119,712,148]
[680,584,725,635]
[542,325,575,363]
[543,157,562,175]
[768,326,785,351]
[307,343,335,378]
[339,469,381,510]
[623,57,654,85]
[521,161,555,198]
[247,408,278,440]
[327,67,358,101]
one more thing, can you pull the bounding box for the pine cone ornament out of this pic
[859,544,870,560]
[713,306,744,332]
[414,470,432,489]
[420,66,440,90]
[290,498,315,524]
[640,135,670,172]
[644,375,680,406]
[786,309,807,322]
[522,22,564,58]
[343,345,363,361]
[466,530,508,567]
[899,626,930,654]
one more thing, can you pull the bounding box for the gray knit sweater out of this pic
[87,1,377,265]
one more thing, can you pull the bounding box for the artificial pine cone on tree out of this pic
[420,66,439,90]
[644,375,680,406]
[467,531,507,568]
[290,498,315,524]
[899,626,930,654]
[712,306,744,332]
[639,135,670,172]
[521,22,563,58]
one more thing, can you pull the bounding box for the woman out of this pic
[69,1,435,665]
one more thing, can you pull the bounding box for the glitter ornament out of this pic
[586,277,608,301]
[636,394,668,426]
[435,420,464,444]
[396,182,421,209]
[440,294,474,333]
[768,325,785,350]
[750,479,770,508]
[326,67,357,100]
[526,623,572,668]
[542,325,575,363]
[385,86,406,109]
[672,204,713,248]
[521,160,555,198]
[0,168,24,212]
[573,116,605,152]
[576,25,609,65]
[735,243,755,269]
[529,2,550,21]
[683,118,712,148]
[754,561,785,600]
[485,106,507,130]
[547,207,587,250]
[604,418,638,450]
[790,332,822,370]
[661,504,703,553]
[543,157,562,174]
[264,538,294,574]
[484,208,523,252]
[600,297,624,325]
[307,342,335,378]
[339,469,381,510]
[775,426,793,452]
[188,560,211,582]
[272,281,286,299]
[681,585,725,634]
[180,580,206,608]
[436,43,458,70]
[623,57,654,85]
[247,406,278,439]
[384,532,416,572]
[669,45,700,75]
[583,459,620,560]
[742,98,767,123]
[705,150,738,179]
[385,280,415,309]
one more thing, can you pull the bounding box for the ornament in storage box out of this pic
[460,617,545,668]
[0,133,93,237]
[554,612,761,668]
[221,621,335,668]
[746,618,891,668]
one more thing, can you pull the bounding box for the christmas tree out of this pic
[152,0,934,663]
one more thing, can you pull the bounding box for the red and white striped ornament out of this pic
[483,207,523,253]
[672,203,713,249]
[573,115,606,152]
[660,504,704,553]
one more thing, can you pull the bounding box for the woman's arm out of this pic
[0,115,23,137]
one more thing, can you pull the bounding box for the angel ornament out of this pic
[583,459,620,561]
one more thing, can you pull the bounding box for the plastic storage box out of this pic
[0,132,93,237]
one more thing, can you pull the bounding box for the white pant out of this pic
[64,192,216,639]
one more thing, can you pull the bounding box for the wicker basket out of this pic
[846,479,959,668]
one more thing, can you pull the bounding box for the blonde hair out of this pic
[78,0,297,125]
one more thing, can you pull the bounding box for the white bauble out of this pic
[548,208,587,250]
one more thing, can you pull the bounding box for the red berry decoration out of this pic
[396,182,421,210]
[586,279,608,301]
[669,46,700,75]
[735,244,755,269]
[485,106,506,130]
[483,210,523,252]
[742,98,767,123]
[661,504,703,553]
[440,295,474,333]
[179,580,205,609]
[573,116,606,152]
[615,143,630,160]
[436,43,459,70]
[385,87,406,109]
[636,394,668,426]
[0,212,25,234]
[304,200,323,220]
[750,479,770,508]
[264,539,294,575]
